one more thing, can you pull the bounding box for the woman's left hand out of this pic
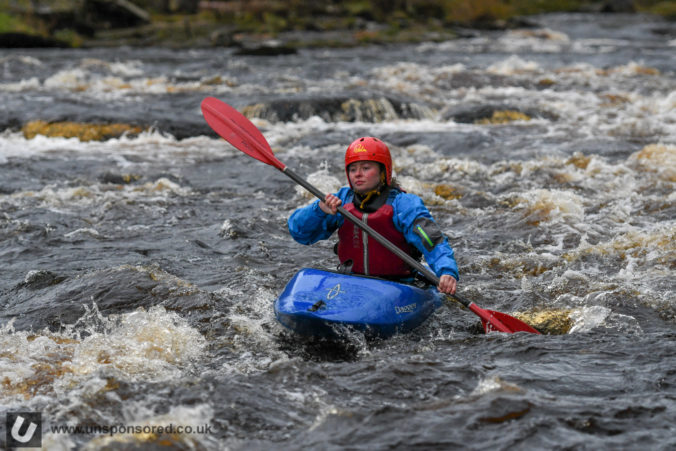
[437,275,457,295]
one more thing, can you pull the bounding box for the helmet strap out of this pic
[355,172,387,209]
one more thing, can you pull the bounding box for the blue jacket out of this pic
[288,187,459,280]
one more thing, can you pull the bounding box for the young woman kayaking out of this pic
[288,137,459,295]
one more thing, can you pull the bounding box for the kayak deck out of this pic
[274,268,443,338]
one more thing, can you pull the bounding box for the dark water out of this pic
[1,13,674,450]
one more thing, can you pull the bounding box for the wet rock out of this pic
[462,15,538,31]
[0,1,151,49]
[153,120,214,140]
[475,110,532,124]
[18,270,67,290]
[82,0,151,29]
[514,309,574,335]
[442,104,557,123]
[33,5,96,37]
[242,96,433,123]
[233,40,298,56]
[442,104,510,123]
[0,32,69,48]
[434,184,463,200]
[234,44,298,56]
[566,152,592,170]
[600,1,636,13]
[209,26,238,46]
[172,0,199,14]
[22,121,145,141]
[99,172,142,184]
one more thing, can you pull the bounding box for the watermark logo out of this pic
[6,412,42,448]
[5,411,214,447]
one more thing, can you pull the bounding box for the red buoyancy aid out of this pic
[337,202,414,277]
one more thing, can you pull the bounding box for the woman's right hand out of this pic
[319,194,341,215]
[437,275,457,295]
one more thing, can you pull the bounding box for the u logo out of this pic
[6,412,42,447]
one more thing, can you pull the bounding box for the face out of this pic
[348,161,382,193]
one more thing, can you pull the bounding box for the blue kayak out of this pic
[274,268,443,338]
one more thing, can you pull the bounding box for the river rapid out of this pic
[1,12,674,450]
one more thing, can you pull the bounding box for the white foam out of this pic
[0,76,41,92]
[0,129,211,162]
[0,60,236,98]
[0,305,207,406]
[487,55,542,75]
[569,306,642,334]
[0,54,43,66]
[511,189,585,226]
[294,163,343,201]
[470,375,522,396]
[1,177,191,213]
[79,57,144,77]
[506,28,570,43]
[64,228,101,239]
[569,305,611,333]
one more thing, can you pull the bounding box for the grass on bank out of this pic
[1,0,674,48]
[0,10,36,34]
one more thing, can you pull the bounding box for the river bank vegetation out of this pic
[1,0,675,48]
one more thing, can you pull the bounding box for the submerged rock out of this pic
[19,270,67,290]
[475,110,532,124]
[434,184,463,200]
[22,120,145,141]
[514,309,574,335]
[442,104,557,123]
[99,172,142,185]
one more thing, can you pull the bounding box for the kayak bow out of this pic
[275,268,443,338]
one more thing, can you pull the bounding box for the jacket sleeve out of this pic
[287,188,349,245]
[392,193,459,281]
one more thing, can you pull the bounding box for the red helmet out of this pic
[345,137,392,187]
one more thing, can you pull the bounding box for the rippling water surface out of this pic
[1,13,674,450]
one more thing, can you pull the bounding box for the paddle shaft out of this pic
[283,167,473,310]
[201,97,538,334]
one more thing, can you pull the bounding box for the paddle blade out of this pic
[469,304,541,334]
[201,97,285,170]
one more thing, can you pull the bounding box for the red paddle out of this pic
[201,97,540,334]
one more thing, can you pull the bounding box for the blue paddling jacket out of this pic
[288,186,459,281]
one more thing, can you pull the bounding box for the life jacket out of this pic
[337,192,416,277]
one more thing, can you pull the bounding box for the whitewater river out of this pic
[1,13,674,450]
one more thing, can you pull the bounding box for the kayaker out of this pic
[288,137,459,295]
